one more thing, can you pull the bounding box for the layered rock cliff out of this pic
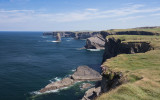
[100,37,153,92]
[43,31,100,39]
[102,37,153,62]
[39,66,101,93]
[82,36,154,100]
[84,30,158,49]
[111,31,158,35]
[84,31,110,49]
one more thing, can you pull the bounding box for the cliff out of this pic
[84,31,110,49]
[84,27,160,49]
[102,36,153,62]
[43,31,100,39]
[96,35,160,100]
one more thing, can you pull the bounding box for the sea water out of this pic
[0,32,104,100]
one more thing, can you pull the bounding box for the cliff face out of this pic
[114,31,157,35]
[100,37,153,93]
[102,38,153,63]
[84,31,110,49]
[74,32,100,39]
[43,31,100,39]
[84,30,159,49]
[81,36,154,100]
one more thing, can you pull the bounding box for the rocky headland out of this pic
[43,31,100,39]
[81,27,160,100]
[39,66,102,93]
[41,27,160,100]
[84,31,110,49]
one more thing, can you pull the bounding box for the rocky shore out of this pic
[82,35,155,100]
[41,27,160,100]
[39,66,102,93]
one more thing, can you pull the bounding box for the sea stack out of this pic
[56,33,61,42]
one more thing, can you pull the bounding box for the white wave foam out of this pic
[42,86,69,94]
[31,89,59,95]
[43,89,59,94]
[31,85,70,95]
[54,77,61,81]
[87,49,101,51]
[49,77,62,83]
[71,69,76,72]
[51,41,61,42]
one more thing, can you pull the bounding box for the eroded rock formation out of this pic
[82,36,154,100]
[102,37,153,62]
[39,66,101,93]
[71,66,102,81]
[43,31,100,39]
[84,31,110,49]
[56,33,61,42]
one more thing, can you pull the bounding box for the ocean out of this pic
[0,32,104,100]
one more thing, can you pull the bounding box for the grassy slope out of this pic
[96,35,160,100]
[106,27,160,35]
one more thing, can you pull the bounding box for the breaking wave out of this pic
[87,49,101,51]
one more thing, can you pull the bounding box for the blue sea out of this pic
[0,32,104,100]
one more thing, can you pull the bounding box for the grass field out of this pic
[106,27,160,35]
[96,35,160,100]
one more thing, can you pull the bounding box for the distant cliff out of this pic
[43,31,100,39]
[84,31,110,49]
[84,30,160,49]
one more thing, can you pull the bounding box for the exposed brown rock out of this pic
[39,78,73,93]
[39,66,101,93]
[102,37,153,63]
[71,66,102,81]
[82,87,101,100]
[80,83,92,90]
[84,31,110,49]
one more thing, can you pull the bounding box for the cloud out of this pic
[85,8,98,12]
[151,13,160,16]
[0,9,34,13]
[117,16,144,21]
[0,4,160,24]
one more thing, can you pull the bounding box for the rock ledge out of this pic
[39,66,101,93]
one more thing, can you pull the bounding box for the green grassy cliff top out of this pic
[105,27,160,35]
[97,35,160,100]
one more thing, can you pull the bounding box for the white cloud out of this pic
[0,4,160,27]
[151,13,160,16]
[0,9,34,13]
[117,16,144,21]
[85,8,98,12]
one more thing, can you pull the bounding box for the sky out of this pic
[0,0,160,31]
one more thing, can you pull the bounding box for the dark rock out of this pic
[39,66,101,93]
[39,78,74,93]
[56,33,61,42]
[84,31,110,49]
[43,31,100,39]
[80,83,92,90]
[71,66,102,81]
[101,72,126,93]
[115,31,157,35]
[102,37,153,63]
[82,87,101,100]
